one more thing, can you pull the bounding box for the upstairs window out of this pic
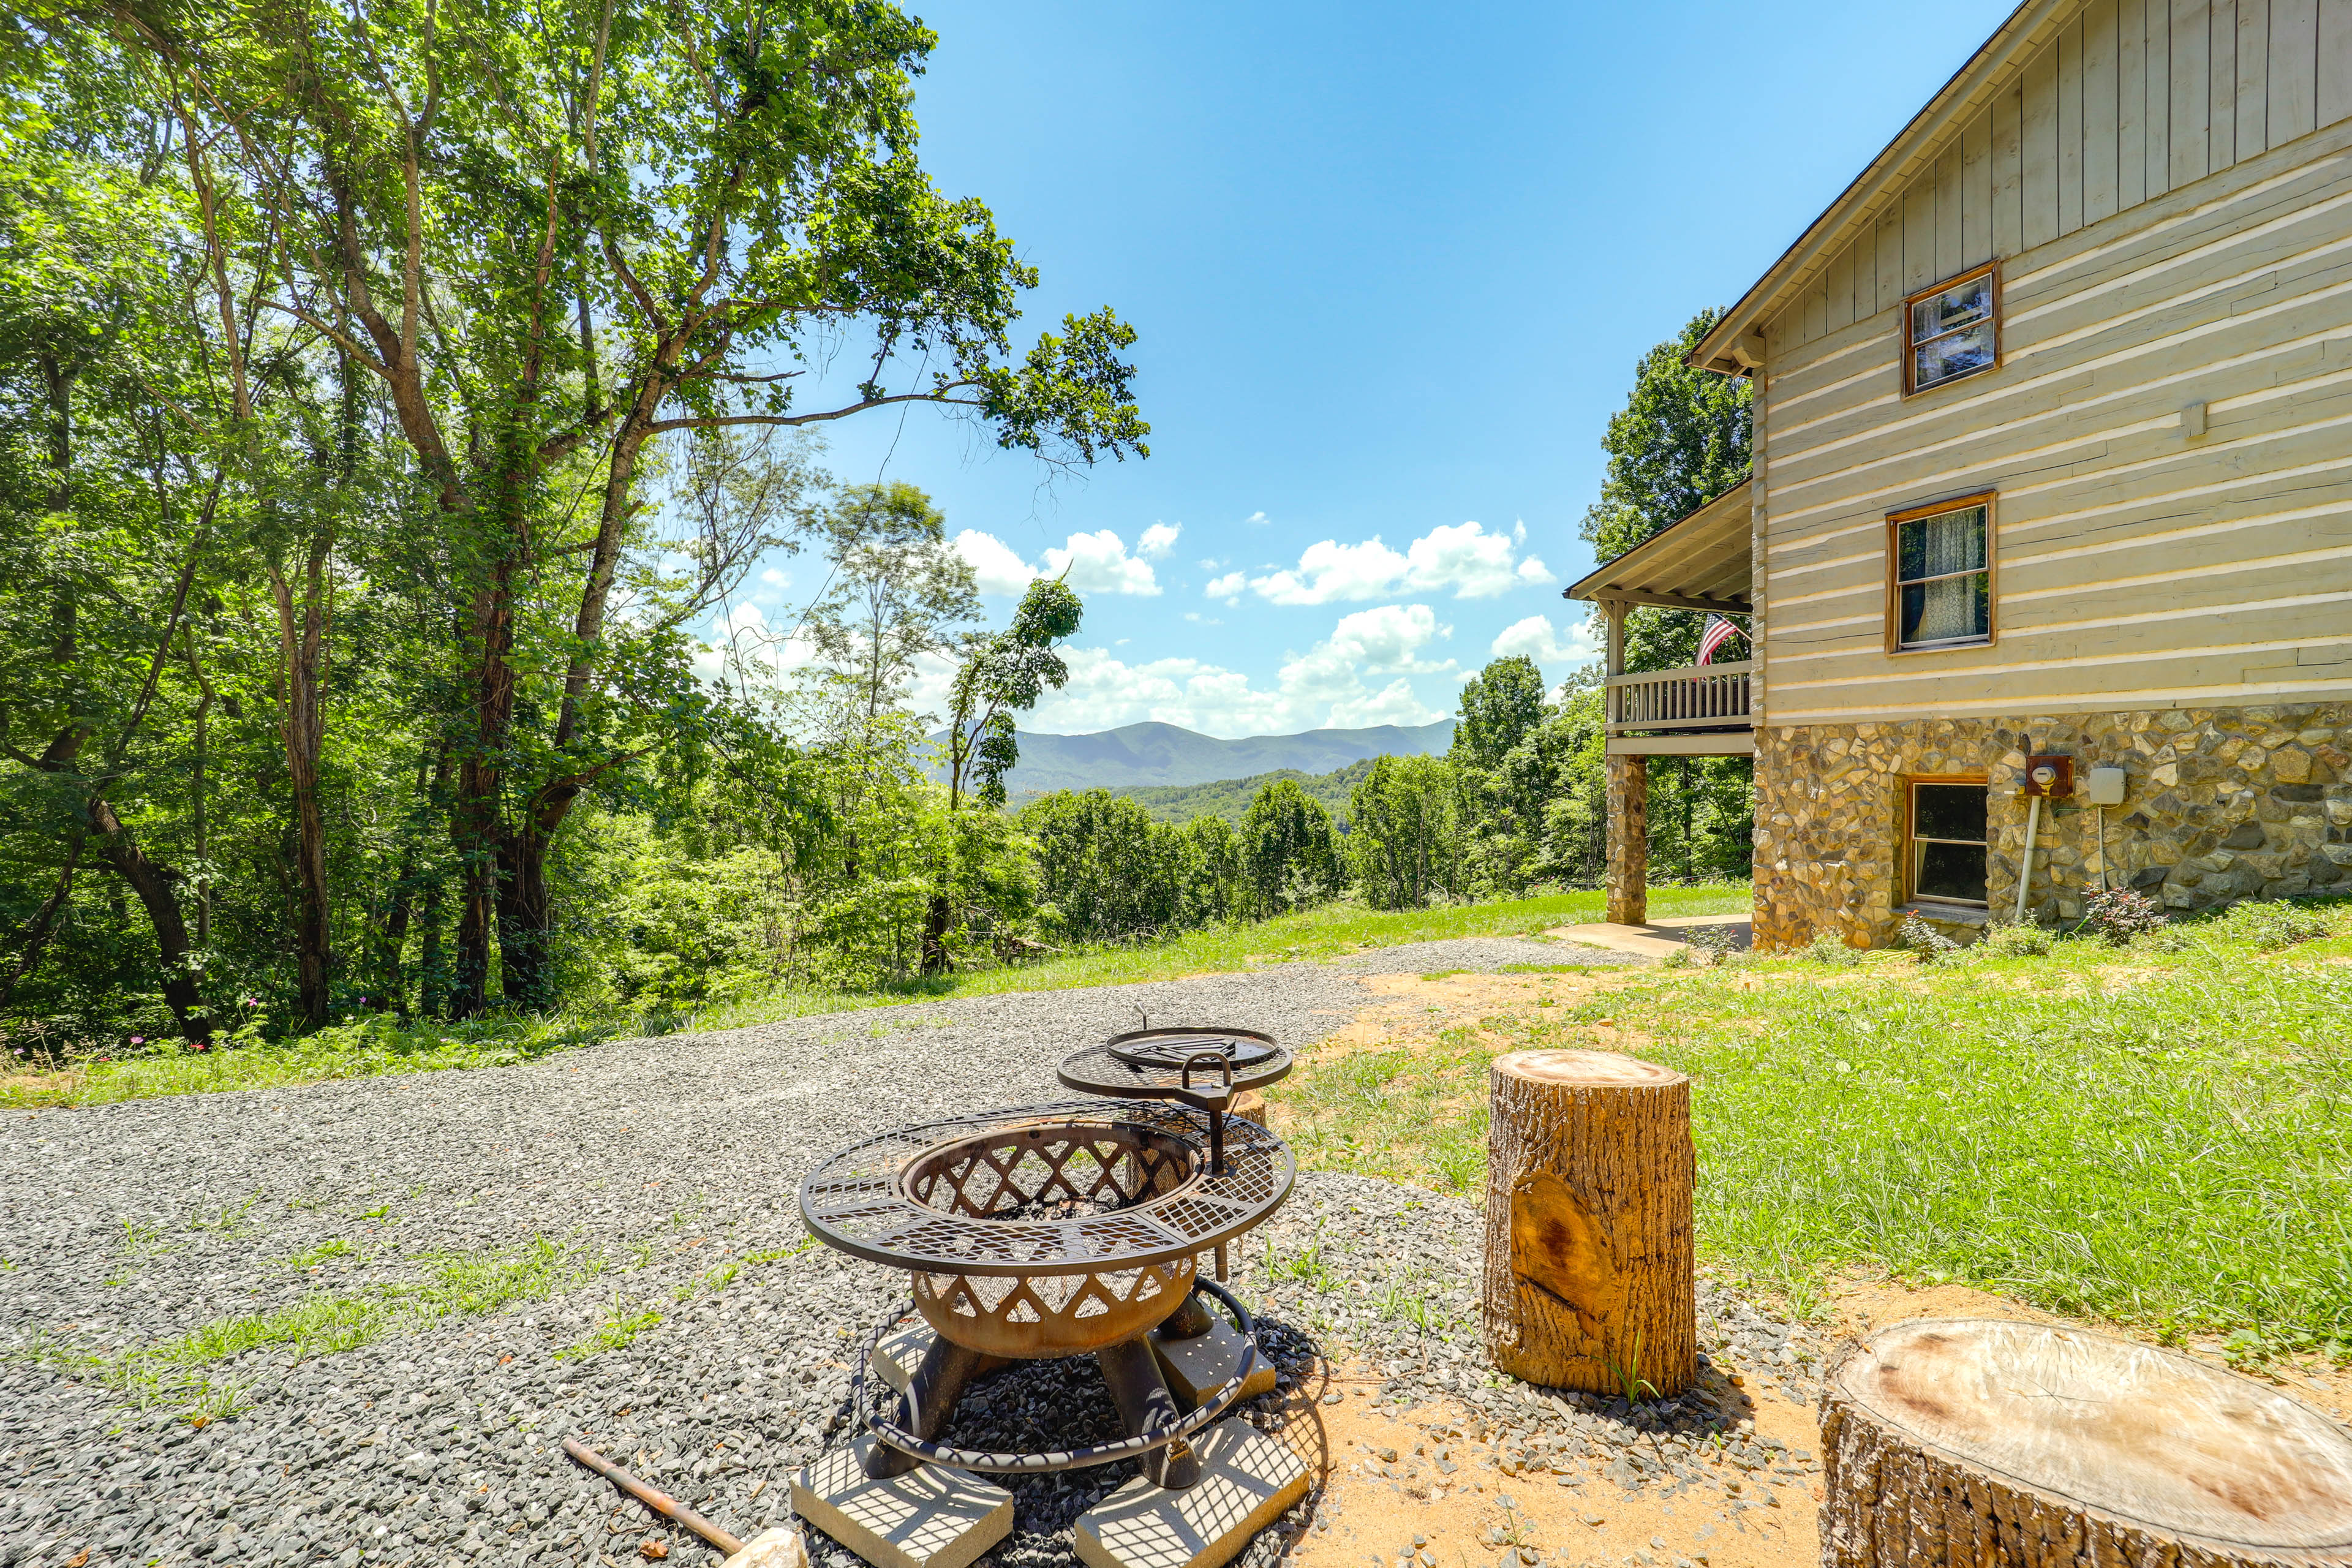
[1904,263,1999,394]
[1888,494,1994,650]
[1909,780,1989,907]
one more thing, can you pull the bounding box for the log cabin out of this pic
[1569,0,2352,948]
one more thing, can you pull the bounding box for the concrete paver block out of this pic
[873,1322,938,1394]
[790,1434,1012,1568]
[1074,1418,1310,1568]
[1149,1319,1276,1408]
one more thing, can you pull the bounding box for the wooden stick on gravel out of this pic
[1820,1319,2352,1568]
[563,1436,745,1556]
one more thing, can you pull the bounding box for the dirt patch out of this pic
[1297,1369,1816,1568]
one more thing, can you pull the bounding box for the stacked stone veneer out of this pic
[1752,702,2352,951]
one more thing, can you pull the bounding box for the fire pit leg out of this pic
[1095,1335,1200,1491]
[1158,1289,1218,1341]
[864,1333,994,1482]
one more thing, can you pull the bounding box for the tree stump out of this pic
[1480,1049,1694,1396]
[1822,1319,2352,1568]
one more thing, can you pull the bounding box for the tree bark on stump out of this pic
[1480,1049,1693,1396]
[1821,1319,2352,1568]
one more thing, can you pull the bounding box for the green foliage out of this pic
[1450,655,1548,774]
[1019,789,1228,942]
[943,576,1084,809]
[1346,755,1465,911]
[1087,761,1371,827]
[1239,778,1343,917]
[1578,309,1754,673]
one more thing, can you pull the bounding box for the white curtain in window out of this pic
[1910,510,1981,642]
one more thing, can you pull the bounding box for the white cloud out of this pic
[1204,570,1247,604]
[952,530,1042,596]
[1490,613,1604,685]
[1028,604,1450,737]
[1243,510,1269,526]
[759,567,791,589]
[1044,529,1161,596]
[1238,520,1555,605]
[954,527,1165,597]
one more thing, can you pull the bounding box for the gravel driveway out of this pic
[0,939,1657,1568]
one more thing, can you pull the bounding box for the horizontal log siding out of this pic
[1778,0,2352,353]
[1757,110,2352,726]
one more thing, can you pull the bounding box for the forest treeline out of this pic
[0,0,1752,1059]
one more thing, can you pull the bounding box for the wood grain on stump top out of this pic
[1837,1318,2352,1552]
[1491,1049,1686,1088]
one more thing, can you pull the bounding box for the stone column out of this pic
[1606,753,1648,927]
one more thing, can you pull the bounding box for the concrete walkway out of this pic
[1545,910,1753,959]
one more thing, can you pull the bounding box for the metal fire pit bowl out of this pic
[799,1099,1293,1360]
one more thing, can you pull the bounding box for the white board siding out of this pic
[1779,0,2352,350]
[1755,108,2352,726]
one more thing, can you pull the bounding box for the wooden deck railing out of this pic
[1605,660,1755,734]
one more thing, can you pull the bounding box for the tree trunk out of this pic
[495,823,555,1011]
[1605,755,1648,926]
[1820,1317,2352,1568]
[920,891,953,976]
[451,547,522,1017]
[88,797,212,1044]
[271,537,334,1031]
[1481,1048,1693,1396]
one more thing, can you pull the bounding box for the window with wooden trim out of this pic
[1887,494,1994,650]
[1909,780,1988,908]
[1904,263,1999,394]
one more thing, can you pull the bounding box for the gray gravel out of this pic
[0,936,1796,1568]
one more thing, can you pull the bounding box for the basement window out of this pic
[1904,263,1999,394]
[1888,493,1994,650]
[1909,780,1988,907]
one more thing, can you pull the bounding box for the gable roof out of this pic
[1564,479,1752,613]
[1689,0,2076,375]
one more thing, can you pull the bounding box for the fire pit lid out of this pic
[1058,1028,1291,1099]
[800,1099,1292,1276]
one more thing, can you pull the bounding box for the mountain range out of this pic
[930,718,1454,794]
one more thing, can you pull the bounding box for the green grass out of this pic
[20,1235,601,1420]
[1,883,1745,1109]
[1273,899,2352,1351]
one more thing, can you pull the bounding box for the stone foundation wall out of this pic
[1752,703,2352,950]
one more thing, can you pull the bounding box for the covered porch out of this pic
[1564,480,1755,927]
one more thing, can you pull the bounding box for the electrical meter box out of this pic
[2086,766,2127,806]
[2022,754,2074,798]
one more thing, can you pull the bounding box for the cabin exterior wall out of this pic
[1746,2,2352,947]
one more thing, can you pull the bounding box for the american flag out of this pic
[1695,614,1744,665]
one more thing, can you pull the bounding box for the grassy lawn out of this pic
[1270,899,2352,1352]
[0,883,1746,1110]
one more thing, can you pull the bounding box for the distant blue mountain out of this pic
[929,718,1455,794]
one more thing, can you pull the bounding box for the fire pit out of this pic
[803,1101,1288,1360]
[794,1063,1311,1568]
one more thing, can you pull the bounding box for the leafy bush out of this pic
[1898,913,1961,959]
[2210,899,2332,951]
[1978,921,2054,957]
[1348,755,1466,910]
[1802,929,1860,967]
[2081,888,2167,946]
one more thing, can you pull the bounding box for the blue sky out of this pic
[717,0,2018,739]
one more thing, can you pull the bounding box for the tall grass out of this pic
[1274,903,2352,1347]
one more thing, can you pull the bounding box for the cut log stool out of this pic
[1480,1049,1694,1396]
[1822,1318,2352,1568]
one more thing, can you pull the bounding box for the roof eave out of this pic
[1689,0,2071,375]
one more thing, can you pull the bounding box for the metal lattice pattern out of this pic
[1104,1026,1282,1074]
[799,1099,1294,1276]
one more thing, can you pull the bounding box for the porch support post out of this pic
[1606,753,1648,927]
